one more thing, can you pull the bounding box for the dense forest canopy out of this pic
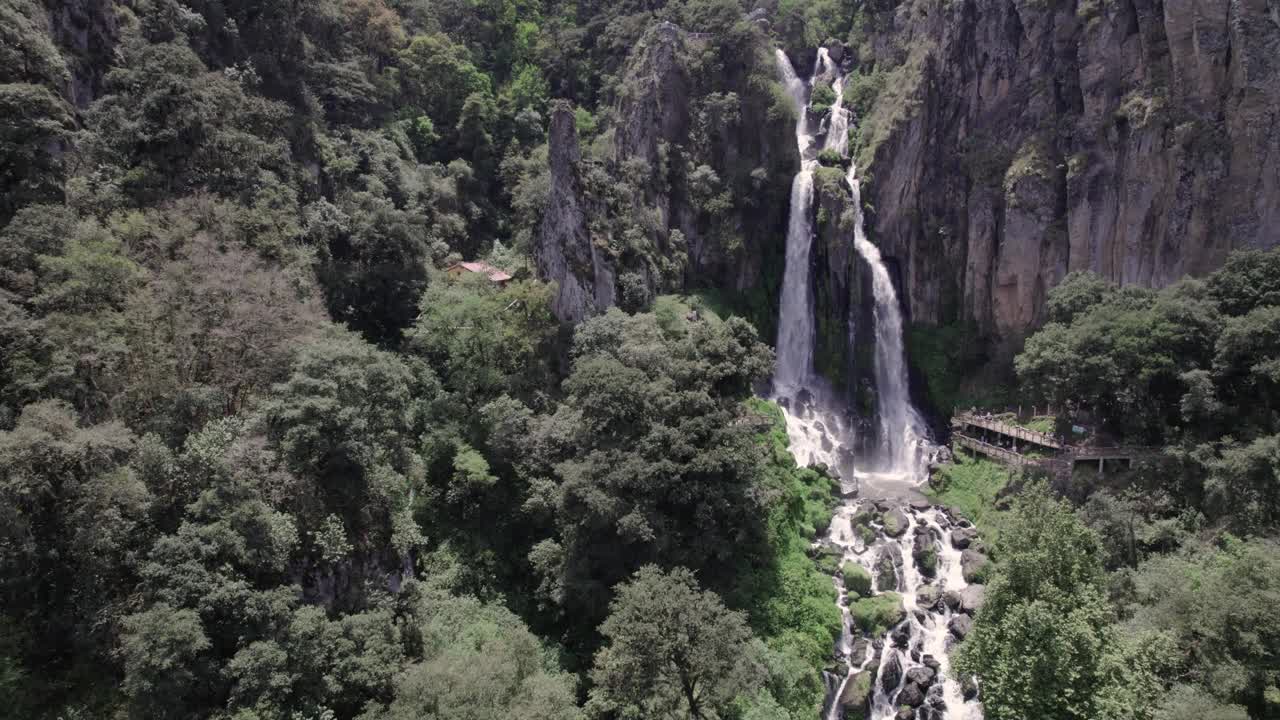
[3,0,1279,718]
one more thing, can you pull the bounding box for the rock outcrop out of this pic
[537,101,614,323]
[535,20,798,324]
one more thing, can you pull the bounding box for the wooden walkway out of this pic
[953,435,1041,467]
[952,413,1062,449]
[950,410,1165,480]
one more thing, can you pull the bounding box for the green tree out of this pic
[120,605,214,719]
[588,566,764,720]
[0,401,141,697]
[363,591,581,720]
[264,330,436,549]
[1124,537,1280,715]
[1045,270,1114,324]
[405,276,557,407]
[957,486,1112,720]
[524,309,774,630]
[79,39,291,206]
[312,194,432,344]
[397,34,492,143]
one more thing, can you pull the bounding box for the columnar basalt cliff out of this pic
[840,0,1279,343]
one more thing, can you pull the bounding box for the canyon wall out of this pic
[848,0,1279,344]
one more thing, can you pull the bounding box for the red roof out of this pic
[449,261,513,283]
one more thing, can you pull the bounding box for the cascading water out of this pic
[770,47,981,720]
[820,502,984,720]
[847,175,929,478]
[772,48,818,394]
[771,48,855,475]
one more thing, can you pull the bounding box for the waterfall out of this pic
[772,49,818,393]
[770,45,977,720]
[848,175,928,477]
[825,77,850,158]
[770,48,855,476]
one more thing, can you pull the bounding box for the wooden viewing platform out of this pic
[948,411,1165,480]
[952,412,1062,450]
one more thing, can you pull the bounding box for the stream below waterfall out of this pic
[769,47,985,720]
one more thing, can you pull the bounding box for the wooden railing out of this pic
[952,413,1062,449]
[953,435,1040,467]
[1070,445,1165,460]
[951,432,1166,479]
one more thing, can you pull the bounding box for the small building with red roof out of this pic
[446,261,513,286]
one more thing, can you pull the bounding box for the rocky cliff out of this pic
[538,0,1278,371]
[839,0,1279,345]
[536,19,798,325]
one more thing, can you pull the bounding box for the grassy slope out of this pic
[925,452,1012,545]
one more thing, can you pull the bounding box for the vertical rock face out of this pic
[849,0,1279,344]
[613,22,692,172]
[534,20,798,325]
[537,101,613,323]
[45,0,118,107]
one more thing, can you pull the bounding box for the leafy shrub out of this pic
[809,82,837,116]
[818,148,844,167]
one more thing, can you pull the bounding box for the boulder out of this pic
[913,532,938,578]
[849,637,871,662]
[883,508,909,537]
[891,625,911,648]
[962,675,980,701]
[917,584,941,609]
[843,563,873,598]
[950,527,977,550]
[852,508,877,527]
[875,550,898,591]
[959,585,986,615]
[922,685,947,719]
[839,670,872,711]
[960,549,990,584]
[909,498,931,511]
[897,682,926,707]
[857,524,877,546]
[814,546,843,576]
[922,654,941,672]
[948,614,973,640]
[851,593,906,635]
[906,665,936,687]
[942,590,962,611]
[880,652,902,695]
[895,708,915,720]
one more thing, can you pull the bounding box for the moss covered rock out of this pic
[883,507,908,537]
[850,592,905,634]
[843,563,873,598]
